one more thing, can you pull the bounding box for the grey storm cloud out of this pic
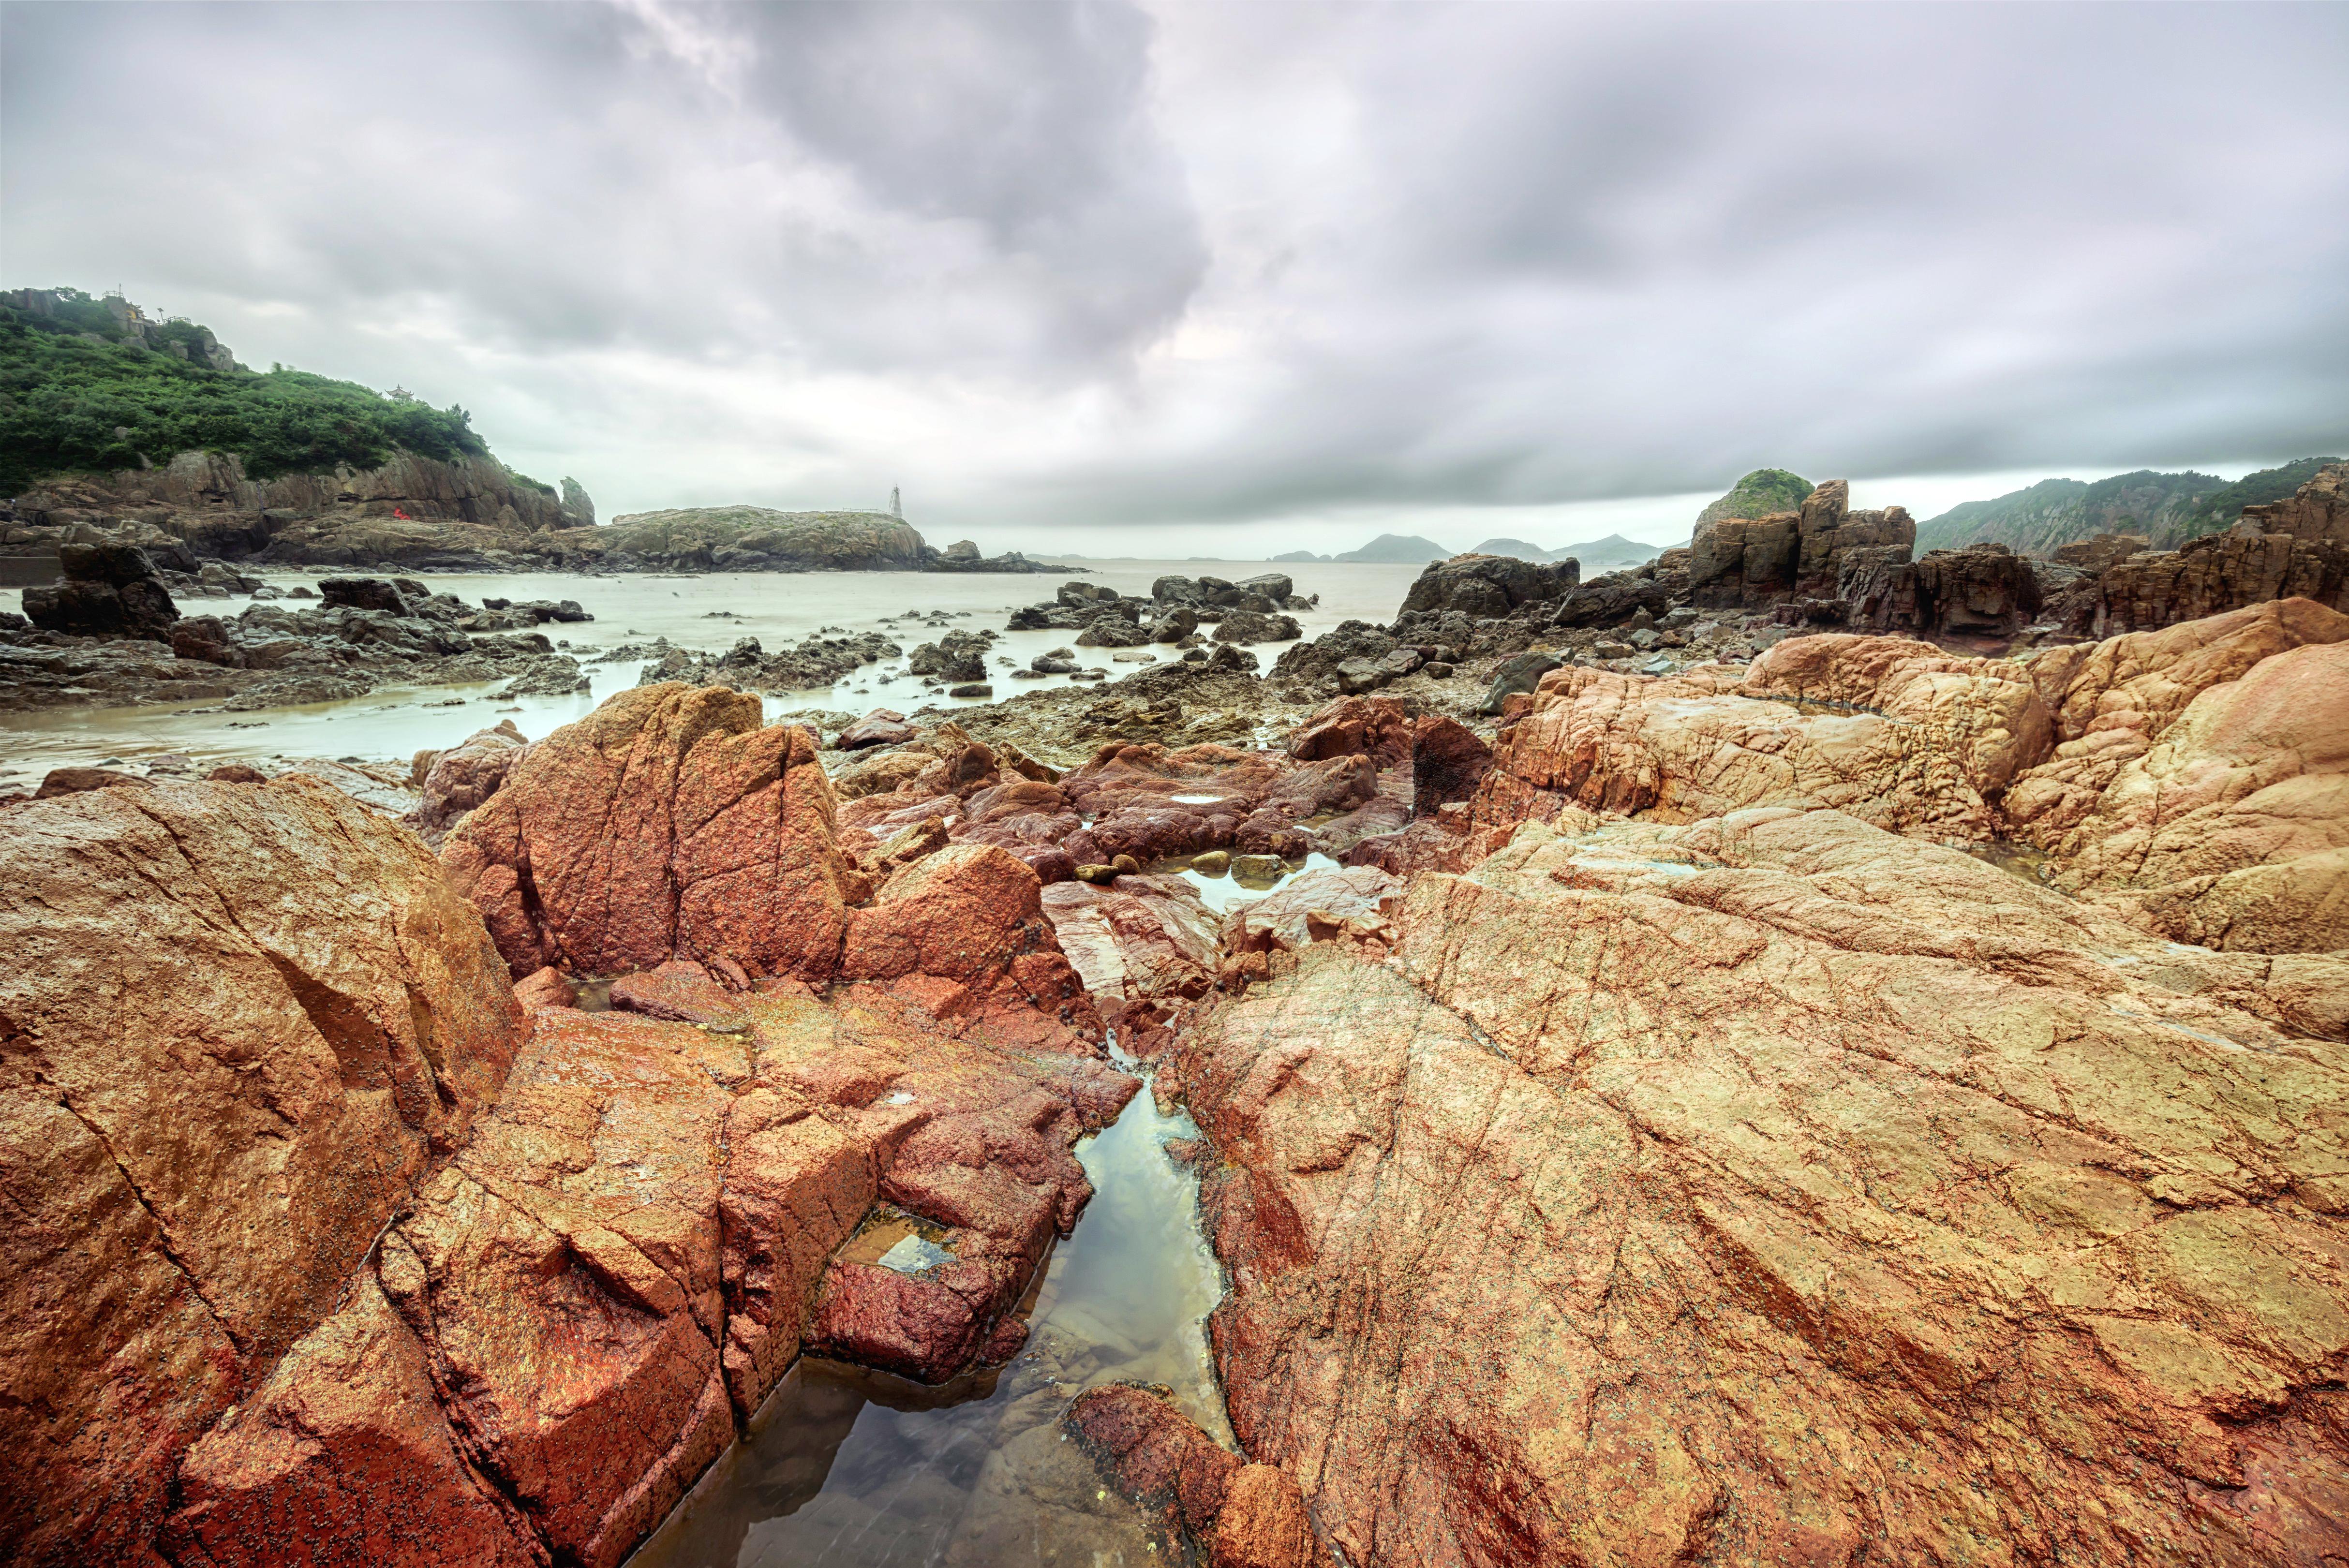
[3,0,2345,541]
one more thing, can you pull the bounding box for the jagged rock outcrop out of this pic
[1470,599,2349,955]
[2047,466,2349,636]
[1164,807,2349,1567]
[19,540,180,640]
[0,776,528,1567]
[1,573,587,711]
[1066,1384,1331,1568]
[440,684,859,983]
[636,631,901,694]
[15,450,581,566]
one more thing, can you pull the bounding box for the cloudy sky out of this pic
[6,1,2346,556]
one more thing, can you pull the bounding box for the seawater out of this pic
[0,558,1424,792]
[626,1084,1234,1568]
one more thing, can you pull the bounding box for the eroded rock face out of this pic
[401,719,527,845]
[1066,1384,1331,1568]
[160,973,1134,1568]
[20,540,182,640]
[1167,812,2349,1567]
[0,778,526,1568]
[441,683,853,981]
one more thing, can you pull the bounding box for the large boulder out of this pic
[0,777,527,1567]
[439,683,854,981]
[163,972,1135,1567]
[1394,553,1576,622]
[401,719,527,845]
[2003,599,2349,950]
[20,541,181,641]
[1165,810,2349,1566]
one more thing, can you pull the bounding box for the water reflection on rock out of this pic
[628,1085,1227,1568]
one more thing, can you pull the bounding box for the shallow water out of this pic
[0,559,1421,794]
[625,1082,1230,1568]
[1174,851,1344,913]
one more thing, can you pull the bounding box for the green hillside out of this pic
[0,287,493,496]
[1917,459,2340,554]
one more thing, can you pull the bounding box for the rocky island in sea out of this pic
[6,457,2349,1566]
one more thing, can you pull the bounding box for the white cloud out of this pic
[3,0,2343,556]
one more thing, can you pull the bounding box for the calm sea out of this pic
[0,559,1427,790]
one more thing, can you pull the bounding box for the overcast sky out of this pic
[6,1,2346,556]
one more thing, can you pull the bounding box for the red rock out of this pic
[401,719,526,845]
[440,683,851,981]
[1219,867,1402,963]
[1066,1384,1330,1568]
[1041,873,1223,1012]
[842,843,1094,1028]
[159,1275,537,1568]
[1165,809,2349,1567]
[1288,695,1412,769]
[0,777,525,1567]
[512,965,576,1012]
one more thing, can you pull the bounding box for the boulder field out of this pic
[5,598,2349,1567]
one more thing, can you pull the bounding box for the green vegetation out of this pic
[2168,456,2342,537]
[1917,458,2342,553]
[1696,468,1813,525]
[0,291,487,495]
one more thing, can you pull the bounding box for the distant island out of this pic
[1334,533,1452,563]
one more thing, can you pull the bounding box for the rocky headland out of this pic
[5,492,2349,1565]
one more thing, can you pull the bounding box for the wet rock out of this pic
[1065,1384,1329,1568]
[948,681,995,698]
[1228,853,1284,888]
[641,631,900,694]
[1041,873,1221,1018]
[1212,610,1303,645]
[1192,850,1232,875]
[1,777,526,1566]
[1153,606,1200,642]
[21,541,181,641]
[1476,650,1560,715]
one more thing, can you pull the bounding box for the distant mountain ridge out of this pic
[1917,458,2343,554]
[1333,532,1451,563]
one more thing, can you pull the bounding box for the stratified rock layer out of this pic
[1169,812,2349,1567]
